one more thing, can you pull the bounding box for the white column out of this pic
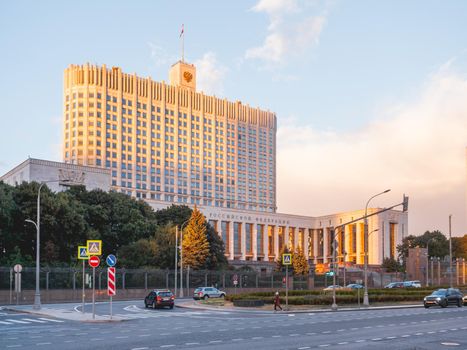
[344,225,350,263]
[323,228,329,263]
[274,225,279,260]
[263,225,269,262]
[304,229,309,260]
[313,229,318,264]
[228,221,234,260]
[356,223,364,265]
[293,227,299,252]
[240,222,246,260]
[252,223,258,261]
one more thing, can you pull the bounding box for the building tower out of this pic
[62,62,277,212]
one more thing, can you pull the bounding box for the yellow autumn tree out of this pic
[182,206,210,269]
[292,248,309,275]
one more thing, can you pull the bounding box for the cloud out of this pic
[194,52,228,95]
[245,0,328,66]
[276,60,467,236]
[148,42,178,68]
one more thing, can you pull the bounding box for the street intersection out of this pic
[1,301,467,349]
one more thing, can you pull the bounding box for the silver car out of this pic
[193,287,226,300]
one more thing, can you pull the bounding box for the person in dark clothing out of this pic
[274,291,282,311]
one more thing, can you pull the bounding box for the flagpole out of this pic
[182,25,185,62]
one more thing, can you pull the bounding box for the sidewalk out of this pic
[176,299,423,313]
[3,304,124,322]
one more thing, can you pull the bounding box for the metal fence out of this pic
[1,261,465,304]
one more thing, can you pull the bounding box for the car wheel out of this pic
[424,304,429,309]
[441,300,448,308]
[169,305,174,309]
[152,301,157,309]
[144,303,148,308]
[203,295,209,300]
[457,299,462,308]
[220,293,225,299]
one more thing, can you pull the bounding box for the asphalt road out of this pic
[1,301,467,350]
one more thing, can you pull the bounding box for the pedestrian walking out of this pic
[274,291,282,311]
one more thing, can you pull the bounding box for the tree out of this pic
[382,257,403,272]
[117,238,158,268]
[274,246,290,272]
[292,248,309,275]
[452,234,467,260]
[154,204,191,227]
[181,207,210,269]
[204,223,228,270]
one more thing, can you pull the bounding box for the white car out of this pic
[193,287,226,300]
[323,285,343,291]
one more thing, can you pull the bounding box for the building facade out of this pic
[63,62,276,213]
[0,158,110,192]
[0,60,408,268]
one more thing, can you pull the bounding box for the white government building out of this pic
[1,59,408,270]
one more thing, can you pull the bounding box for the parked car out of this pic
[144,289,175,309]
[323,285,343,291]
[403,280,421,288]
[193,287,226,300]
[346,283,364,289]
[384,282,404,288]
[463,294,467,306]
[423,288,463,308]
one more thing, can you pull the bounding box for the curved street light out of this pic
[25,180,70,310]
[363,189,390,307]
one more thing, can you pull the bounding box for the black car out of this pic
[144,289,175,309]
[423,288,463,308]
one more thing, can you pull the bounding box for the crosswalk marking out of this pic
[22,318,46,323]
[0,320,12,325]
[5,319,30,324]
[38,318,64,323]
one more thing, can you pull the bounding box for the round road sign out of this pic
[13,264,22,273]
[106,254,117,267]
[89,256,100,268]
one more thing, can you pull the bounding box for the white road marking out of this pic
[0,320,13,325]
[185,343,200,346]
[5,319,29,324]
[160,346,175,348]
[232,339,243,341]
[36,343,51,346]
[138,334,150,337]
[38,318,63,323]
[6,346,22,348]
[299,347,311,350]
[338,342,349,345]
[209,340,222,343]
[132,348,149,350]
[22,318,46,323]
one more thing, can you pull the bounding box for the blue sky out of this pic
[1,0,467,235]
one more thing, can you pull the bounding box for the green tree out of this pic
[292,248,309,275]
[204,223,228,270]
[154,204,191,227]
[274,246,290,272]
[382,257,403,272]
[117,238,158,268]
[452,234,467,259]
[181,207,210,269]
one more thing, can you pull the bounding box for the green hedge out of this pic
[225,288,454,305]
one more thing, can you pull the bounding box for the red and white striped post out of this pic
[107,267,116,319]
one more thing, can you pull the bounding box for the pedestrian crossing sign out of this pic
[87,240,102,256]
[282,253,292,265]
[77,246,89,260]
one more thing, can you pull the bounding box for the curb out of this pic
[176,301,423,314]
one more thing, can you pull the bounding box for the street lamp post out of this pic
[363,189,390,307]
[179,219,190,298]
[449,215,453,288]
[25,180,70,310]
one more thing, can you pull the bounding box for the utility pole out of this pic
[449,215,453,288]
[174,226,178,297]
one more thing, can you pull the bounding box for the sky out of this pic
[1,0,466,236]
